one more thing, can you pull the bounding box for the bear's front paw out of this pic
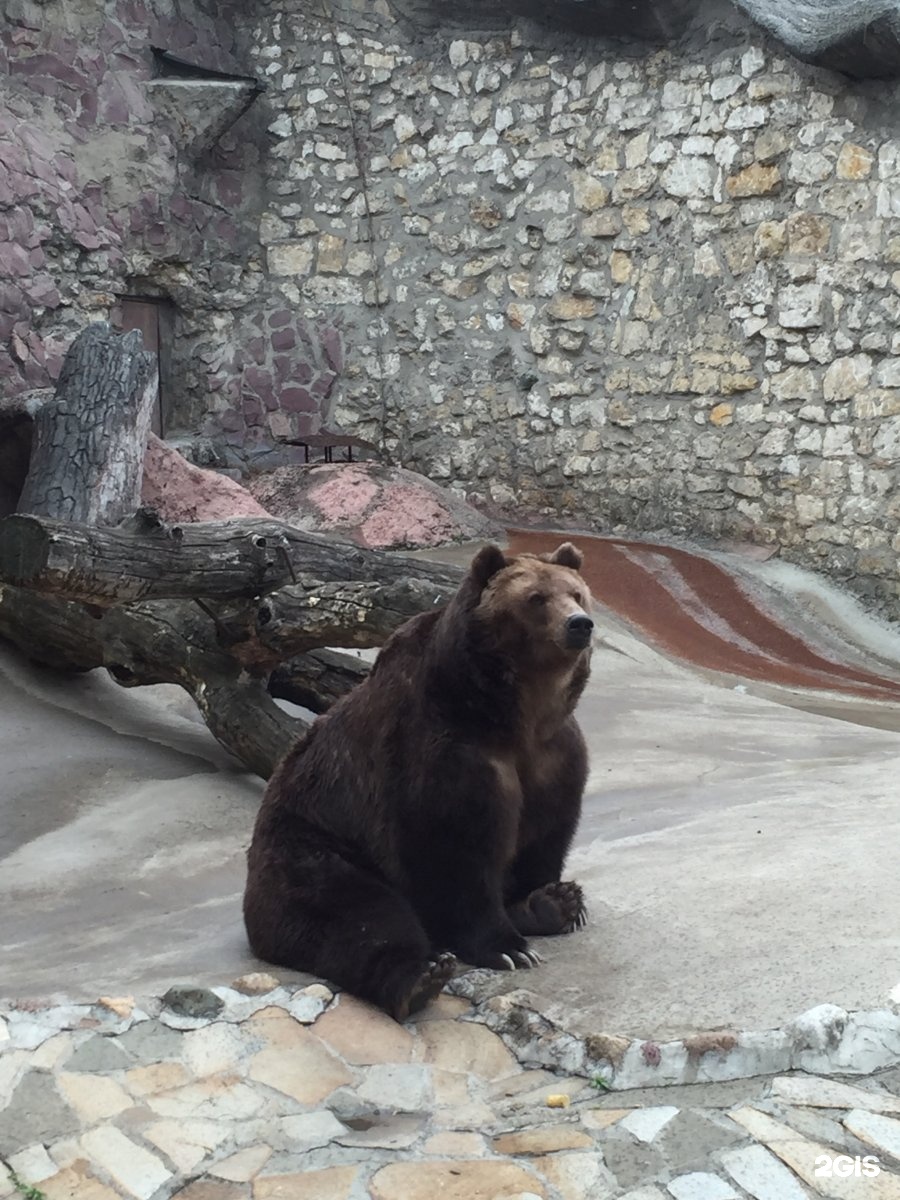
[456,931,543,972]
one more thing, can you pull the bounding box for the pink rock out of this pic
[141,433,270,523]
[248,462,500,551]
[310,465,380,523]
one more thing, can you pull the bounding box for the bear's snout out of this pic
[565,613,594,649]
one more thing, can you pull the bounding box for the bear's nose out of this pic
[565,613,594,648]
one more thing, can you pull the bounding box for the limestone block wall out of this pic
[251,0,900,609]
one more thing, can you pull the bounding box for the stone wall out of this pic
[0,0,253,410]
[250,0,900,609]
[6,0,900,609]
[0,0,345,472]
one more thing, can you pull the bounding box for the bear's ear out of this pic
[547,542,583,571]
[468,543,507,589]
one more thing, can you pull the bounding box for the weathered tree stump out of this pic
[17,322,157,525]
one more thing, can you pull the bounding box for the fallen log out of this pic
[253,577,447,658]
[0,531,459,771]
[0,511,461,606]
[0,581,299,777]
[209,576,451,669]
[0,585,105,672]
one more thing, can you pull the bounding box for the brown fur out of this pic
[243,542,593,1020]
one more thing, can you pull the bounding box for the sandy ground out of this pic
[2,546,900,1040]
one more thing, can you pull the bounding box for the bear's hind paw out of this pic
[549,880,587,932]
[393,951,457,1022]
[510,880,587,936]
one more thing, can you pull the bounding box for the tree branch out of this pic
[0,582,301,777]
[268,649,370,714]
[220,577,450,669]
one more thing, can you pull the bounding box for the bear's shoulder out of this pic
[370,607,442,679]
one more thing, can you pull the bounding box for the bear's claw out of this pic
[513,948,543,967]
[498,947,543,970]
[550,880,587,932]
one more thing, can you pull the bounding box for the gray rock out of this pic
[161,985,225,1020]
[326,1087,381,1124]
[335,1114,424,1150]
[0,1071,79,1155]
[116,1018,186,1061]
[63,1034,133,1073]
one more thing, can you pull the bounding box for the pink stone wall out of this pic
[0,0,352,468]
[0,0,262,412]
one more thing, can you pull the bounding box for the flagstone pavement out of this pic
[1,976,899,1200]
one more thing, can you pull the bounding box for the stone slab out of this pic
[773,1076,900,1115]
[843,1109,900,1161]
[252,1166,358,1200]
[368,1161,546,1200]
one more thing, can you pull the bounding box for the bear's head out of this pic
[465,542,594,666]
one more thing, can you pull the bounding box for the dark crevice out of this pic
[388,0,900,78]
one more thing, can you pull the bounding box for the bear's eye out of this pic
[528,592,547,606]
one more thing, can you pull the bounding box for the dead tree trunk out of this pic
[0,321,464,778]
[17,323,157,525]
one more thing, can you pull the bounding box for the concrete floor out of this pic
[2,545,900,1042]
[0,649,268,998]
[526,634,900,1039]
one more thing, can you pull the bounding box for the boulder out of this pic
[142,433,270,523]
[248,462,501,551]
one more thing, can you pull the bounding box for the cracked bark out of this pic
[0,510,460,607]
[17,323,158,526]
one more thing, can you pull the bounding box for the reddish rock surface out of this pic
[508,529,900,701]
[249,462,500,550]
[141,433,270,523]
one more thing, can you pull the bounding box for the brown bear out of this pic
[243,542,593,1021]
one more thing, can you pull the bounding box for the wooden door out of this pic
[116,299,165,435]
